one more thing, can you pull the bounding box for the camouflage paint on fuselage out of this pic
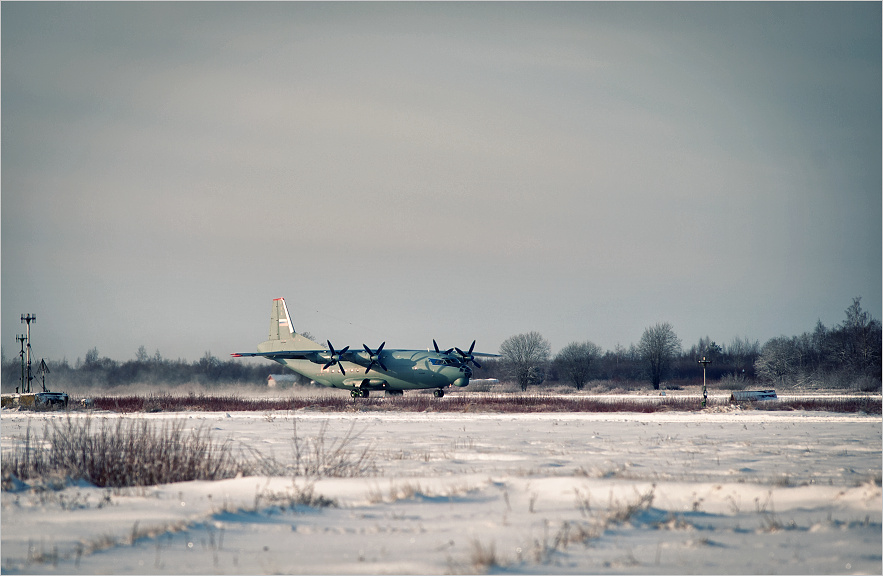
[233,298,493,397]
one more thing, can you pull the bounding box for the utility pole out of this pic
[21,314,36,394]
[698,356,712,408]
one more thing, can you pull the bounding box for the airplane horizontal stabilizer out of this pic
[232,350,325,361]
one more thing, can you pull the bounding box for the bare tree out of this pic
[84,347,100,368]
[726,336,760,374]
[555,341,602,390]
[637,323,681,390]
[835,297,882,375]
[755,336,801,384]
[499,332,551,391]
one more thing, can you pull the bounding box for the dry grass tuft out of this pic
[469,539,503,572]
[2,417,246,488]
[2,416,378,490]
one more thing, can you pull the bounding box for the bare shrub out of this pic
[290,420,377,478]
[2,417,247,488]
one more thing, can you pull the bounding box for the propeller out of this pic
[434,339,483,369]
[433,339,454,355]
[322,340,349,375]
[363,342,387,373]
[454,340,482,369]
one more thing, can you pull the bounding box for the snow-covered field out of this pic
[2,408,881,574]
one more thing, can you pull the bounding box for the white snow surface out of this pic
[2,408,881,574]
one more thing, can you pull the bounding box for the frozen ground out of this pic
[2,408,880,574]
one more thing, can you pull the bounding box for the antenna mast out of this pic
[21,314,36,394]
[16,334,27,393]
[39,359,51,393]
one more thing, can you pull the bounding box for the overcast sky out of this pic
[2,2,880,364]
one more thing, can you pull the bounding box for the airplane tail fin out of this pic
[268,298,295,341]
[261,298,321,352]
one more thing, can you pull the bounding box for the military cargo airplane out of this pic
[232,298,499,398]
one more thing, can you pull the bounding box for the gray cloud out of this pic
[3,2,879,362]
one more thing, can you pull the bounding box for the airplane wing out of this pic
[231,349,372,365]
[231,350,327,361]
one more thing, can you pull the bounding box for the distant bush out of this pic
[80,392,882,415]
[748,397,881,415]
[852,375,882,393]
[92,393,354,413]
[717,373,750,391]
[86,393,719,413]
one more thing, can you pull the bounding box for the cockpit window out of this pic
[430,358,459,366]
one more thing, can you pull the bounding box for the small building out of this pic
[1,392,69,409]
[267,374,300,388]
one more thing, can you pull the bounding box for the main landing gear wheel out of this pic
[351,389,369,398]
[433,389,445,398]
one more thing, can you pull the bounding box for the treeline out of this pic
[1,347,284,393]
[468,339,760,388]
[2,299,879,394]
[470,297,880,392]
[752,298,881,390]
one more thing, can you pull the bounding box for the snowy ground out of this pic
[2,407,880,574]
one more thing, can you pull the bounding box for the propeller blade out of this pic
[433,339,453,355]
[363,342,387,373]
[366,360,388,373]
[453,341,482,368]
[324,341,348,374]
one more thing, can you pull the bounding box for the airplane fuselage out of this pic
[278,350,472,392]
